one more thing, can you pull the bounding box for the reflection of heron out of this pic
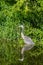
[19,25,35,61]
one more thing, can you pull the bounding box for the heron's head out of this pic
[19,25,24,33]
[19,25,24,29]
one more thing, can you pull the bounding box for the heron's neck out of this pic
[21,28,24,39]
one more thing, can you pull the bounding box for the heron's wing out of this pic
[24,36,34,44]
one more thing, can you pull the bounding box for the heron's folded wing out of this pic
[24,36,34,44]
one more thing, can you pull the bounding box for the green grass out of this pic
[0,0,43,65]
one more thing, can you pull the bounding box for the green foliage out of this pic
[0,0,43,65]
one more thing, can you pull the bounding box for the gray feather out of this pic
[23,36,34,45]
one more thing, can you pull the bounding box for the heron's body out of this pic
[21,32,34,45]
[19,25,35,61]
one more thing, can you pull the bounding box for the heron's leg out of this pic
[18,47,24,61]
[21,44,29,59]
[21,47,24,59]
[21,47,24,54]
[19,44,34,61]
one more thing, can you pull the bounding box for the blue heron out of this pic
[19,25,35,61]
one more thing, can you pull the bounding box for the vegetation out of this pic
[0,0,43,65]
